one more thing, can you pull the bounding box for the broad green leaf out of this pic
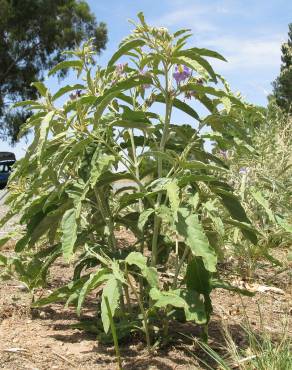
[150,287,207,323]
[138,208,154,231]
[90,152,115,188]
[61,209,77,262]
[155,94,200,121]
[101,276,121,333]
[31,82,48,97]
[33,277,89,307]
[181,289,207,323]
[38,111,55,158]
[181,160,227,172]
[48,60,83,76]
[108,39,145,67]
[187,47,227,61]
[210,279,254,296]
[165,180,180,221]
[172,55,216,81]
[126,251,147,270]
[212,187,258,244]
[275,216,292,233]
[150,288,186,308]
[186,257,211,294]
[175,208,217,272]
[77,269,111,315]
[110,119,151,129]
[12,100,44,108]
[126,252,158,287]
[250,189,275,223]
[52,84,85,101]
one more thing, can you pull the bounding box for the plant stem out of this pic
[104,296,123,370]
[127,274,152,353]
[94,187,117,251]
[151,62,173,267]
[173,245,189,289]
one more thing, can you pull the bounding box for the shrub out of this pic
[1,13,258,348]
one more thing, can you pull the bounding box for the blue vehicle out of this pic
[0,152,16,189]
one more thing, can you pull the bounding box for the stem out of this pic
[104,296,123,370]
[151,62,173,267]
[94,187,117,251]
[129,129,145,298]
[127,274,152,352]
[173,246,189,289]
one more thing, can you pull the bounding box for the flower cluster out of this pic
[116,63,128,75]
[173,65,191,83]
[139,69,151,89]
[69,90,82,100]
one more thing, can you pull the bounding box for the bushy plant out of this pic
[212,103,292,276]
[1,13,258,348]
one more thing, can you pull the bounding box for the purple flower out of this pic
[140,69,151,89]
[239,167,249,174]
[173,65,191,83]
[219,150,228,160]
[115,63,127,75]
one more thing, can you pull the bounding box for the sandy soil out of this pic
[0,202,291,369]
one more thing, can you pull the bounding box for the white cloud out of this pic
[202,35,284,72]
[150,2,218,31]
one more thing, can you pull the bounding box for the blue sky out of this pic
[1,0,292,158]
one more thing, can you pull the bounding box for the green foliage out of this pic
[1,13,259,348]
[272,23,292,112]
[0,0,108,142]
[212,103,292,276]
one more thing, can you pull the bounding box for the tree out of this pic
[272,23,292,111]
[0,0,107,142]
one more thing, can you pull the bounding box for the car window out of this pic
[0,164,9,173]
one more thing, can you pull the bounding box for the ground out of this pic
[0,199,291,369]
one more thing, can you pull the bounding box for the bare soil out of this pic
[0,205,291,369]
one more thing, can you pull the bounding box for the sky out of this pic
[1,0,291,159]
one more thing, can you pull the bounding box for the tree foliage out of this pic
[0,0,107,142]
[272,23,292,112]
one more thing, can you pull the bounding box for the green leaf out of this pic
[250,189,275,223]
[150,287,207,323]
[175,208,217,272]
[38,111,55,158]
[186,257,211,294]
[155,94,200,121]
[165,180,180,221]
[101,276,122,333]
[31,82,48,97]
[181,289,207,323]
[126,252,158,288]
[61,209,77,262]
[52,84,85,101]
[138,209,154,231]
[172,55,217,81]
[77,269,111,315]
[210,279,254,296]
[212,187,258,244]
[110,119,151,129]
[186,47,227,62]
[108,39,145,67]
[150,288,186,308]
[275,216,292,233]
[48,60,83,76]
[33,277,89,307]
[126,251,147,270]
[90,152,115,188]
